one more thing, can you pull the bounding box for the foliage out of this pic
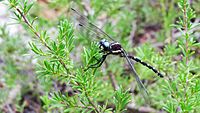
[113,87,131,113]
[6,0,132,112]
[0,24,35,112]
[161,0,200,112]
[2,0,200,112]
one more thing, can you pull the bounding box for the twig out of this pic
[5,104,15,113]
[183,0,188,65]
[108,71,119,90]
[84,87,100,113]
[126,103,165,113]
[104,61,119,91]
[13,6,70,73]
[72,105,93,110]
[182,0,189,106]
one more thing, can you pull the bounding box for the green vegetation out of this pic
[0,0,199,112]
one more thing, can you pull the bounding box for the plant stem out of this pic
[13,6,70,74]
[108,71,119,91]
[183,0,188,65]
[182,0,190,108]
[84,87,100,113]
[72,105,93,110]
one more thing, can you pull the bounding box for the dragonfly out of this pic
[71,8,164,99]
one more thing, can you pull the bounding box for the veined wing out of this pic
[71,8,115,41]
[122,49,149,102]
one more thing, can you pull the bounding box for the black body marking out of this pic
[127,56,163,77]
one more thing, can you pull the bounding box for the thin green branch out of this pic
[182,0,190,106]
[183,0,189,65]
[11,4,70,74]
[84,87,100,113]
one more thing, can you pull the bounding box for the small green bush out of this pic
[3,0,200,112]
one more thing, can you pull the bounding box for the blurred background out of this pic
[0,0,200,113]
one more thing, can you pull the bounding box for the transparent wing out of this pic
[122,49,149,102]
[71,8,115,41]
[78,23,104,40]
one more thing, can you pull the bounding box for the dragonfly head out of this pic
[99,39,110,51]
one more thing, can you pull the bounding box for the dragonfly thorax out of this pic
[99,39,122,54]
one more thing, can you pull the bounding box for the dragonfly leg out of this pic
[91,56,100,62]
[84,54,108,71]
